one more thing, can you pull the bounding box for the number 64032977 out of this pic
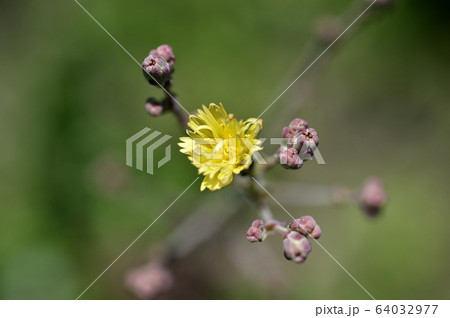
[375,305,438,315]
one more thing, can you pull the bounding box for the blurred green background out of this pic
[1,0,449,299]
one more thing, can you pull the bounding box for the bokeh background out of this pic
[1,0,449,299]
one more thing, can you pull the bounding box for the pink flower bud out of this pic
[125,262,174,299]
[282,118,309,138]
[359,177,387,217]
[282,126,295,138]
[288,215,321,239]
[246,219,267,243]
[289,118,309,132]
[145,98,164,116]
[303,128,319,146]
[142,54,172,86]
[310,225,322,239]
[300,128,319,148]
[277,146,303,170]
[287,128,319,158]
[153,44,175,70]
[282,231,312,264]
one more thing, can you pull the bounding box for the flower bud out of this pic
[125,262,174,299]
[287,128,319,153]
[310,225,322,239]
[277,146,303,170]
[145,98,164,116]
[151,44,176,70]
[290,118,309,131]
[246,219,267,243]
[282,118,309,138]
[282,126,295,138]
[282,231,312,264]
[142,54,171,86]
[359,177,387,217]
[303,128,319,146]
[288,215,321,239]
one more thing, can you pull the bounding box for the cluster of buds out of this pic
[288,215,322,239]
[246,215,321,264]
[141,44,181,118]
[282,231,312,264]
[277,118,319,169]
[246,219,267,243]
[283,215,321,264]
[142,44,175,87]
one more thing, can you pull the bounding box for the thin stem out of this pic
[172,102,189,129]
[268,182,354,207]
[251,153,278,177]
[163,86,189,129]
[258,202,273,221]
[258,202,288,235]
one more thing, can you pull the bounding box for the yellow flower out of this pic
[179,103,263,191]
